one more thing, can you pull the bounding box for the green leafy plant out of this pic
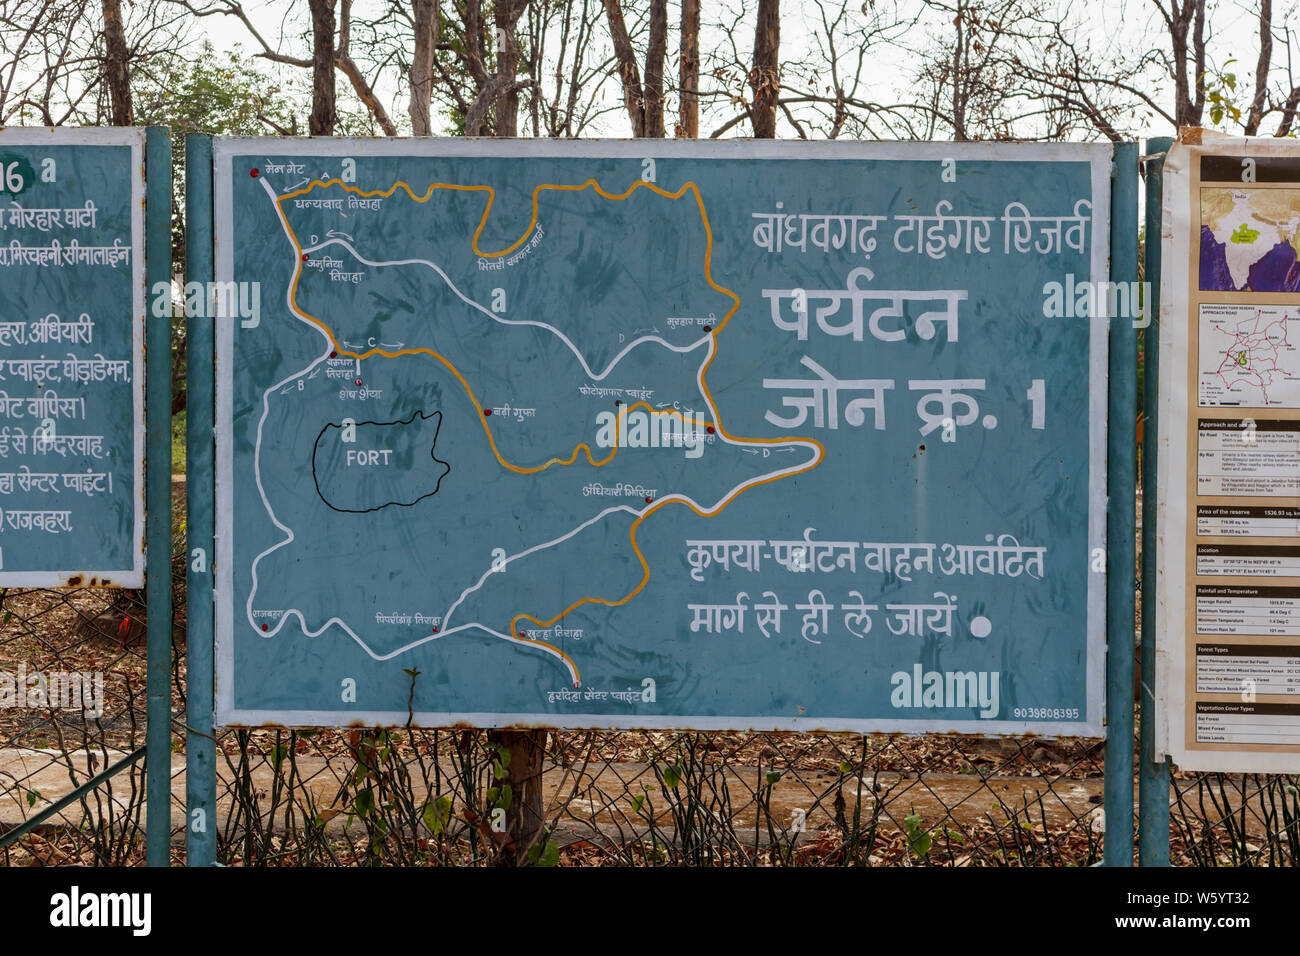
[904,811,932,860]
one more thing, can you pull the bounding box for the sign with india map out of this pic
[0,128,145,587]
[1157,136,1300,772]
[212,139,1111,732]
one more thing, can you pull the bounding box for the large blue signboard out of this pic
[214,140,1110,733]
[0,129,145,587]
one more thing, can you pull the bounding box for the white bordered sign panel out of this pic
[0,128,146,588]
[1157,135,1300,772]
[212,138,1110,733]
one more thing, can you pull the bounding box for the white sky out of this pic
[163,0,1300,141]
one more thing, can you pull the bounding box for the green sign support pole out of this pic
[144,126,174,867]
[185,134,218,867]
[1104,142,1139,867]
[1139,136,1173,866]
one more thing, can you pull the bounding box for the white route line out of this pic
[244,175,821,682]
[301,235,709,381]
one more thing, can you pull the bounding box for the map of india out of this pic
[1200,187,1300,292]
[214,142,1108,733]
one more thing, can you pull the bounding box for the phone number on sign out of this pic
[1013,707,1080,720]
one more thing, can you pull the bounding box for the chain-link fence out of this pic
[1,506,1297,866]
[0,575,162,865]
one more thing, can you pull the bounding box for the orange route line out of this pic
[273,174,824,684]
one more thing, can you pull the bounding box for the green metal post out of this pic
[1139,136,1173,866]
[185,134,218,867]
[1104,142,1139,867]
[144,126,174,867]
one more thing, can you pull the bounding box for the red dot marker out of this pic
[330,350,337,358]
[707,425,715,434]
[261,624,268,632]
[483,408,492,416]
[645,496,653,503]
[302,253,309,262]
[355,378,362,386]
[573,681,580,690]
[703,324,712,332]
[432,626,438,633]
[250,168,259,178]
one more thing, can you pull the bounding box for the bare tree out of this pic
[180,0,398,135]
[408,0,438,134]
[1244,0,1272,133]
[419,0,533,135]
[102,0,133,124]
[909,0,1037,140]
[521,0,622,137]
[779,0,926,139]
[1276,11,1300,135]
[604,0,667,136]
[307,0,336,134]
[490,0,529,135]
[677,0,699,136]
[335,0,397,134]
[749,0,778,136]
[700,0,921,140]
[0,0,191,126]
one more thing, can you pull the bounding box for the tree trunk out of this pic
[462,0,491,135]
[409,0,439,135]
[483,0,543,852]
[603,0,646,136]
[308,0,337,136]
[493,0,524,137]
[677,0,700,138]
[338,0,397,134]
[642,0,668,137]
[951,0,966,141]
[750,0,779,138]
[486,728,548,866]
[1244,0,1271,135]
[101,0,132,126]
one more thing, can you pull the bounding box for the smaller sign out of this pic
[1157,135,1300,772]
[0,129,146,587]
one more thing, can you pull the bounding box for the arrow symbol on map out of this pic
[655,401,672,408]
[633,326,661,335]
[284,179,308,192]
[307,368,320,380]
[741,447,758,455]
[327,229,354,241]
[379,341,404,349]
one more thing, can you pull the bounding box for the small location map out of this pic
[214,141,1108,733]
[1200,187,1300,292]
[1198,303,1300,408]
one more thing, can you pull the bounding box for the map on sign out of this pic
[248,172,819,684]
[1198,304,1300,407]
[1200,187,1300,292]
[214,140,1109,733]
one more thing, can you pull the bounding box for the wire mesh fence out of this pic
[1,531,1297,866]
[0,579,157,865]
